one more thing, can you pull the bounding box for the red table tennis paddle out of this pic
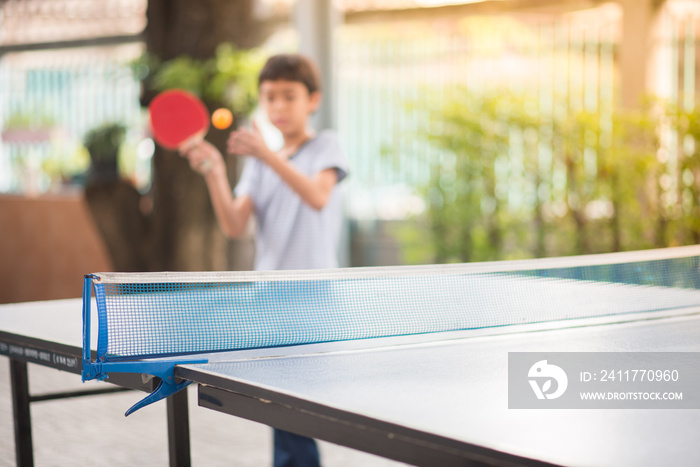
[149,89,210,150]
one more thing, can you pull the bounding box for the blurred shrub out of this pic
[84,122,126,184]
[84,123,126,162]
[400,88,699,262]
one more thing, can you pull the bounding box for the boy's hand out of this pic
[179,140,225,177]
[227,123,273,162]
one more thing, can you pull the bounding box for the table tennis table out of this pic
[2,247,700,466]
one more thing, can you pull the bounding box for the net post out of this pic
[82,274,97,381]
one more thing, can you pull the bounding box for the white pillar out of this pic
[619,0,664,108]
[294,0,340,130]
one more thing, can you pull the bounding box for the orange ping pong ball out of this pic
[212,108,233,130]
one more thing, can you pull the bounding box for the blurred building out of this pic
[0,0,146,194]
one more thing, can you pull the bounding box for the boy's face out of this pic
[259,80,320,135]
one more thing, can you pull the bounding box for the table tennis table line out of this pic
[173,306,700,366]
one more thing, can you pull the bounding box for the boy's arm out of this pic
[229,128,338,211]
[262,156,338,211]
[180,140,253,238]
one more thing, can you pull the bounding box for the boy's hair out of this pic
[258,54,322,95]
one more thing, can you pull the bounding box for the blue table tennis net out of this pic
[87,247,700,362]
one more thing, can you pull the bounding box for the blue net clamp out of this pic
[81,275,208,416]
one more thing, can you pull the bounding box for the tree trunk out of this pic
[144,0,261,271]
[85,180,150,272]
[145,0,261,61]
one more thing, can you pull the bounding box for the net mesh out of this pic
[92,251,700,361]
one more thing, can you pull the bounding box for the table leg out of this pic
[167,386,191,467]
[10,359,34,467]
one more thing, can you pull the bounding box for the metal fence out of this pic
[666,3,699,110]
[663,3,700,203]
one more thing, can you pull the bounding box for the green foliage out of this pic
[207,43,264,114]
[42,144,90,181]
[667,103,700,244]
[135,44,264,116]
[84,123,126,162]
[416,90,540,262]
[151,55,208,97]
[403,87,699,263]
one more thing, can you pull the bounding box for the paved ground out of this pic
[0,356,405,466]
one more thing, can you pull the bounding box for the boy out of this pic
[180,54,349,466]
